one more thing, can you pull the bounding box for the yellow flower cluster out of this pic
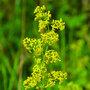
[34,5,46,14]
[34,5,51,33]
[34,5,51,21]
[23,5,67,90]
[23,64,47,90]
[23,37,44,57]
[23,77,37,90]
[51,18,65,31]
[23,37,34,53]
[44,50,61,64]
[51,71,67,84]
[32,64,42,82]
[45,78,55,88]
[23,63,67,90]
[45,71,67,88]
[33,40,44,57]
[41,31,59,45]
[23,65,41,90]
[38,20,49,32]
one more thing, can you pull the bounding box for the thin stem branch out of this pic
[18,0,26,90]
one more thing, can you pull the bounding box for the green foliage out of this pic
[0,0,90,90]
[59,81,83,90]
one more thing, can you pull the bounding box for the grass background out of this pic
[0,0,90,90]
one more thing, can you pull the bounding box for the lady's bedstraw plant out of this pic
[23,5,67,90]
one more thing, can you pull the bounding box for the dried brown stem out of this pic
[18,0,26,90]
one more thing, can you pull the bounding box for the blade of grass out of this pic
[8,43,16,61]
[3,56,12,75]
[2,61,7,90]
[21,78,25,90]
[8,53,19,90]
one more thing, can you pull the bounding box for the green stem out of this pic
[41,25,49,90]
[41,44,48,89]
[18,0,26,90]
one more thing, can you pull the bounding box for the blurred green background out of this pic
[0,0,90,90]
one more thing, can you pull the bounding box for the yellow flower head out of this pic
[44,50,61,64]
[34,5,51,21]
[51,18,65,31]
[23,37,34,53]
[41,31,59,45]
[23,37,44,57]
[23,77,37,90]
